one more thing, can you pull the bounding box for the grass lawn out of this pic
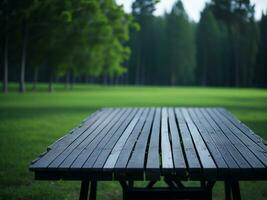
[0,83,267,200]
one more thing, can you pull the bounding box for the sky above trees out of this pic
[116,0,267,21]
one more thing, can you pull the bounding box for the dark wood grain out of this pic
[160,108,174,173]
[30,107,267,181]
[175,108,202,178]
[181,108,217,178]
[126,108,155,179]
[167,108,187,177]
[113,109,150,179]
[30,108,113,169]
[146,108,161,180]
[68,109,129,169]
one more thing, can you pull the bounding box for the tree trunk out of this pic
[19,18,28,93]
[103,73,108,85]
[3,27,8,93]
[109,76,113,85]
[65,72,70,89]
[201,54,207,86]
[85,76,89,84]
[125,71,129,85]
[32,68,38,91]
[70,72,75,89]
[135,54,140,85]
[91,77,95,84]
[235,51,240,87]
[48,74,54,93]
[140,63,145,85]
[125,62,129,85]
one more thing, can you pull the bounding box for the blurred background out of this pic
[1,0,267,92]
[1,0,267,200]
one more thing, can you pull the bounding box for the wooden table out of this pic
[30,108,267,200]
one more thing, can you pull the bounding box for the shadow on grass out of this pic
[0,106,101,121]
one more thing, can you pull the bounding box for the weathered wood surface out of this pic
[30,108,267,181]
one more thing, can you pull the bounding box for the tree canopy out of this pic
[1,0,267,91]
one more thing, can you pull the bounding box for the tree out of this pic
[99,0,132,83]
[14,0,37,92]
[132,0,159,84]
[166,0,196,85]
[255,13,267,87]
[230,1,258,86]
[196,7,221,86]
[210,0,259,87]
[148,16,168,85]
[0,0,9,93]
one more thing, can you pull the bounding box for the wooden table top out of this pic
[30,107,267,181]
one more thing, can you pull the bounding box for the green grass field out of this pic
[0,83,267,200]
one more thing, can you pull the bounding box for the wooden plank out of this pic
[200,108,252,171]
[187,108,230,177]
[72,108,136,169]
[30,109,114,169]
[181,108,217,178]
[112,109,150,178]
[198,108,249,173]
[194,108,239,171]
[175,108,201,177]
[47,109,103,150]
[71,109,132,169]
[82,108,142,169]
[91,108,143,171]
[167,108,187,177]
[48,108,121,168]
[31,109,105,167]
[104,109,150,170]
[210,109,266,168]
[146,108,161,180]
[218,108,267,151]
[160,108,174,172]
[126,108,155,178]
[59,109,127,169]
[218,109,267,160]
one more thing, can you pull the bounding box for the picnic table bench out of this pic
[30,107,267,200]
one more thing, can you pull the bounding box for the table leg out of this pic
[231,181,241,200]
[128,181,134,188]
[164,177,176,188]
[120,181,128,200]
[89,181,97,200]
[172,180,184,189]
[146,180,157,188]
[206,181,216,200]
[119,180,215,200]
[79,180,90,200]
[225,181,232,200]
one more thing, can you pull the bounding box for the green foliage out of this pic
[166,0,196,85]
[99,0,132,78]
[130,0,159,84]
[255,13,267,87]
[196,8,222,86]
[127,0,265,87]
[208,0,260,87]
[1,0,267,88]
[0,0,133,89]
[129,0,195,85]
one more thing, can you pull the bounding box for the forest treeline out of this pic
[128,0,267,87]
[1,0,267,92]
[1,0,134,92]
